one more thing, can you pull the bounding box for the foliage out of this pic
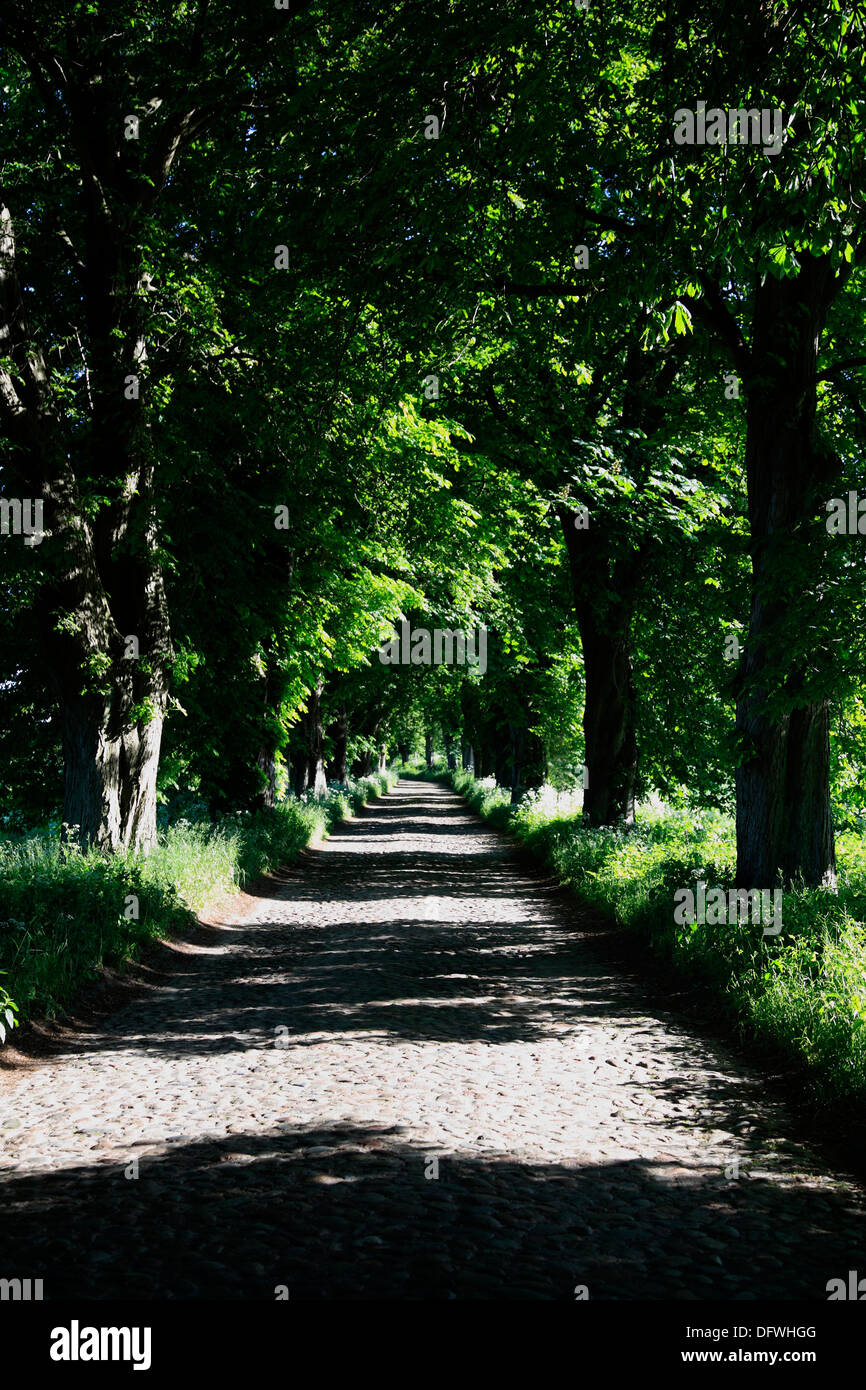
[0,773,395,1024]
[453,771,866,1111]
[2,0,866,1146]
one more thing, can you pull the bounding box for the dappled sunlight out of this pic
[1,1114,858,1299]
[2,780,864,1300]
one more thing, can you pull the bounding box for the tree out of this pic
[0,2,310,848]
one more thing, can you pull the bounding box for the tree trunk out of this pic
[326,712,349,784]
[43,458,172,854]
[509,723,544,805]
[254,648,280,810]
[444,731,457,771]
[61,689,165,851]
[301,683,327,796]
[1,164,174,855]
[352,749,374,777]
[0,39,308,854]
[509,724,525,804]
[558,505,639,826]
[553,335,690,828]
[735,254,842,888]
[291,750,308,797]
[255,746,277,809]
[461,738,474,772]
[494,734,510,787]
[579,619,637,827]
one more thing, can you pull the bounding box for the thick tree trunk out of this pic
[62,690,165,851]
[0,43,290,856]
[553,337,689,828]
[301,684,327,797]
[49,561,170,855]
[736,698,834,887]
[461,738,474,772]
[351,747,374,777]
[580,619,637,827]
[2,173,174,854]
[307,758,327,797]
[735,255,841,888]
[44,462,172,854]
[558,505,639,826]
[424,732,433,768]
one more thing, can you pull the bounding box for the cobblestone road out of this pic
[1,781,864,1299]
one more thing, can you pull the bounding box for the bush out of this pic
[451,770,513,826]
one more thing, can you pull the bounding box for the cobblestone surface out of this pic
[1,781,865,1299]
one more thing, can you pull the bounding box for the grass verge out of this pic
[0,771,396,1032]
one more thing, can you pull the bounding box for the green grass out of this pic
[451,772,866,1114]
[0,771,396,1031]
[393,758,449,781]
[450,766,514,827]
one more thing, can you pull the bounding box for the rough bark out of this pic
[579,618,638,827]
[558,505,639,826]
[300,683,327,796]
[552,337,686,827]
[62,690,164,849]
[254,649,281,810]
[0,41,205,852]
[735,255,842,888]
[255,746,277,810]
[0,200,172,852]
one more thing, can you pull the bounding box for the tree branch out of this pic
[690,276,752,378]
[816,355,866,382]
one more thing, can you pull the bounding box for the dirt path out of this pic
[1,780,864,1300]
